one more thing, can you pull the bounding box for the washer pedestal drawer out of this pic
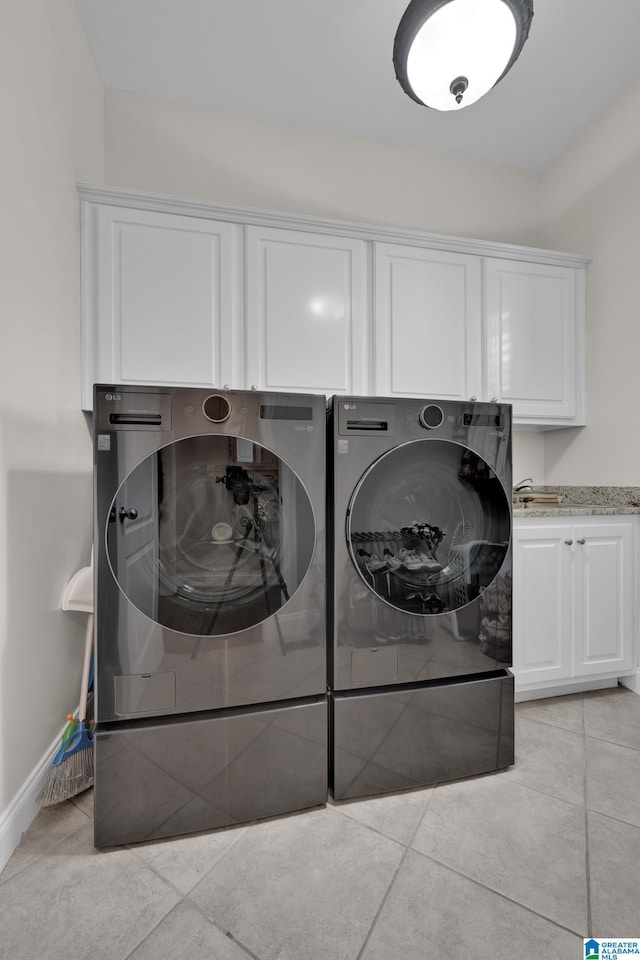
[94,696,328,847]
[331,674,513,801]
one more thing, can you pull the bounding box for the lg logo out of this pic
[343,403,357,410]
[104,394,122,401]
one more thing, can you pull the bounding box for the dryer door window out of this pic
[346,438,510,615]
[106,434,316,635]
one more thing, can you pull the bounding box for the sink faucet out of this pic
[514,477,534,492]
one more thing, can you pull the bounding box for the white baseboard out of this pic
[515,676,619,702]
[0,720,69,876]
[620,669,640,695]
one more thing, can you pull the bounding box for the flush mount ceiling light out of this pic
[393,0,534,111]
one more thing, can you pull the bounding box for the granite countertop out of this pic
[512,486,640,518]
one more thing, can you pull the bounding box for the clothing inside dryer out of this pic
[106,434,315,635]
[347,438,510,616]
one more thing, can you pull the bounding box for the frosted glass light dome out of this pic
[394,0,534,111]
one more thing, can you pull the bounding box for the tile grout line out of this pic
[104,902,182,960]
[581,692,594,938]
[350,775,589,949]
[330,794,428,847]
[115,898,263,960]
[518,716,640,758]
[498,768,588,810]
[182,881,266,960]
[0,799,94,889]
[120,825,260,960]
[514,711,585,737]
[583,731,640,754]
[407,843,588,940]
[353,789,438,960]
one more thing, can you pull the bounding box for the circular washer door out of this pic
[346,438,510,616]
[107,434,316,636]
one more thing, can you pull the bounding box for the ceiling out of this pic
[74,0,640,172]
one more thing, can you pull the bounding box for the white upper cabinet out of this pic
[80,187,588,423]
[373,243,482,402]
[82,205,241,409]
[245,226,368,396]
[484,258,585,426]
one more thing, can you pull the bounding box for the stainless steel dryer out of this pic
[329,396,514,800]
[93,385,327,846]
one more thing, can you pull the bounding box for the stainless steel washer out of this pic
[93,385,327,846]
[329,396,514,800]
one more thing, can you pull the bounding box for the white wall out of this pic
[0,0,103,839]
[104,91,543,246]
[542,74,640,484]
[512,433,545,490]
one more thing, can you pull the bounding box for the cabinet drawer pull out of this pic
[577,538,586,545]
[469,395,477,401]
[564,539,573,545]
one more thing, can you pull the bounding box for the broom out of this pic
[37,612,95,806]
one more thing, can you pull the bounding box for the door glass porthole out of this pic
[346,439,510,615]
[106,434,316,635]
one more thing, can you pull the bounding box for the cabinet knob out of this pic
[577,538,586,545]
[223,384,231,390]
[469,395,477,401]
[490,396,498,403]
[564,539,573,545]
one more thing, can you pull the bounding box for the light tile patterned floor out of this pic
[1,686,639,960]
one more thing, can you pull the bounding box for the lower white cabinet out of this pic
[513,516,637,698]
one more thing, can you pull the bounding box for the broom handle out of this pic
[78,612,94,724]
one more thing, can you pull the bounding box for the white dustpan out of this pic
[61,547,94,613]
[38,548,96,807]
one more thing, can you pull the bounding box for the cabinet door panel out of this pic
[485,259,581,423]
[512,526,572,684]
[85,207,239,408]
[574,523,634,675]
[245,227,367,395]
[117,226,216,383]
[374,244,482,400]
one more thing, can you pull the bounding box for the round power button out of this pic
[419,404,444,429]
[203,395,231,423]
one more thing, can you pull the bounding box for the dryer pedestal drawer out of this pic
[94,697,328,847]
[331,674,513,801]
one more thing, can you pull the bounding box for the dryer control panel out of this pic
[337,401,396,436]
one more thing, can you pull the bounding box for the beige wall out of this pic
[0,1,103,816]
[542,75,640,484]
[105,90,543,246]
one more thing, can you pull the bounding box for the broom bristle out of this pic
[36,747,94,807]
